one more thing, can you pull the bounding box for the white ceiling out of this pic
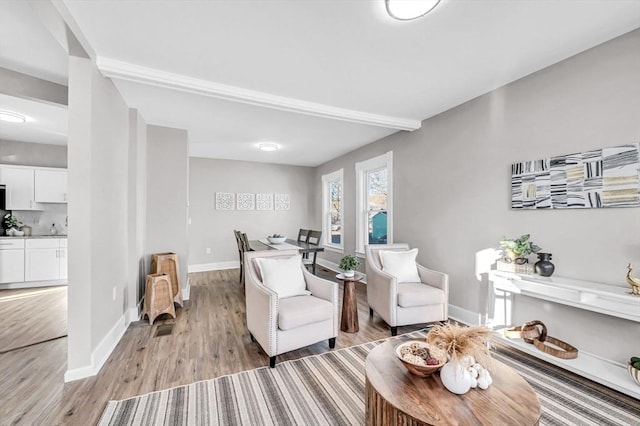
[0,0,68,85]
[2,1,640,166]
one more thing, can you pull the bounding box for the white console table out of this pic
[488,271,640,399]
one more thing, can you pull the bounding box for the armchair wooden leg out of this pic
[391,326,398,336]
[369,307,374,317]
[269,356,277,368]
[329,337,336,348]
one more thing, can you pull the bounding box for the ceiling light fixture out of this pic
[0,110,26,123]
[386,0,441,20]
[257,143,280,152]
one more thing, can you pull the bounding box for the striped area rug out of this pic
[98,330,640,426]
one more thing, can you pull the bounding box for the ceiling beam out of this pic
[0,68,68,106]
[96,57,422,132]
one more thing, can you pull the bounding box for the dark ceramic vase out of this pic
[535,253,555,277]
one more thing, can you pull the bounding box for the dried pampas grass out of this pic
[426,322,494,367]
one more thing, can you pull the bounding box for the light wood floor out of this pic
[0,266,429,425]
[0,286,67,353]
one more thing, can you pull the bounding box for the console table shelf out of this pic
[488,271,640,399]
[495,329,639,399]
[489,271,640,323]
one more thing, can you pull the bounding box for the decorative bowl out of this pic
[628,363,640,386]
[267,236,287,244]
[395,340,446,377]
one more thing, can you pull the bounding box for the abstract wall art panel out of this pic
[511,143,639,209]
[237,193,255,210]
[256,193,274,210]
[215,192,235,210]
[274,193,290,210]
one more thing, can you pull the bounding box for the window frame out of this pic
[355,151,393,256]
[321,168,344,252]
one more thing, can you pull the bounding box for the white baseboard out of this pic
[126,305,140,324]
[0,279,67,290]
[64,311,129,382]
[448,304,482,326]
[182,282,190,301]
[188,261,239,273]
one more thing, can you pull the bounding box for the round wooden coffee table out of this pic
[365,340,541,425]
[336,272,363,333]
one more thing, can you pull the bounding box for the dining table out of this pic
[248,238,324,255]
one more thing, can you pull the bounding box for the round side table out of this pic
[336,272,363,333]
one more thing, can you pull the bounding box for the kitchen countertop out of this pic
[0,235,68,239]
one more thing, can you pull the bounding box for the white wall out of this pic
[67,56,132,377]
[314,29,640,362]
[188,157,315,269]
[146,125,189,294]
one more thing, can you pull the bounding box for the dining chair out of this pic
[234,230,244,284]
[303,230,322,274]
[234,230,250,285]
[297,229,310,243]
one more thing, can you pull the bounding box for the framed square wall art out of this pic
[237,193,255,210]
[215,192,235,210]
[256,193,274,210]
[274,193,290,211]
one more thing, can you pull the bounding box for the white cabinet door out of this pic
[25,247,59,281]
[35,169,67,203]
[0,249,25,283]
[59,247,68,280]
[24,238,67,282]
[0,166,40,210]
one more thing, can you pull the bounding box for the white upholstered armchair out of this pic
[366,243,448,336]
[244,249,339,367]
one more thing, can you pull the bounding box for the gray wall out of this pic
[0,139,67,167]
[127,110,147,313]
[314,29,640,362]
[146,125,189,294]
[67,56,131,371]
[188,157,315,267]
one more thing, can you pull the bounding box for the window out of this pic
[356,152,393,255]
[321,169,343,251]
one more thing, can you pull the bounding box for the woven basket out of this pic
[143,273,176,325]
[496,260,534,275]
[151,252,183,307]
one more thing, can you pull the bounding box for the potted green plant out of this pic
[499,234,541,264]
[2,213,23,236]
[339,254,360,278]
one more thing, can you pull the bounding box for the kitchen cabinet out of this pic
[25,238,67,281]
[0,239,25,283]
[0,165,41,210]
[59,239,68,280]
[35,169,67,203]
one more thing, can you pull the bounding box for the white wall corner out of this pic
[64,312,128,382]
[448,304,482,326]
